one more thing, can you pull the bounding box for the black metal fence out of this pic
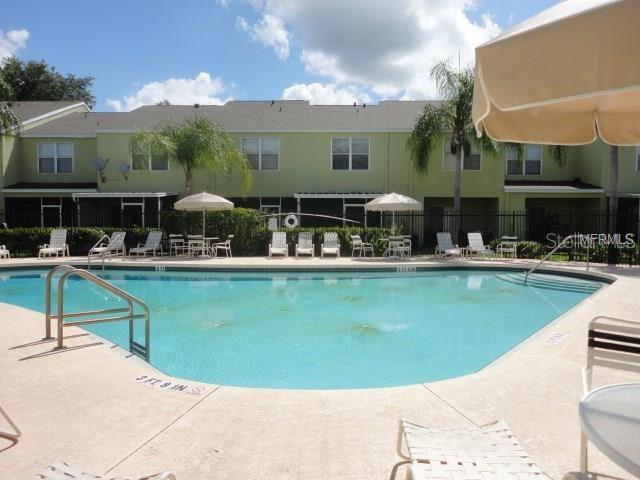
[2,208,157,229]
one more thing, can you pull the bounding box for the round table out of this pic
[579,382,640,477]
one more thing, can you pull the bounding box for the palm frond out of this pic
[406,104,444,173]
[549,145,568,166]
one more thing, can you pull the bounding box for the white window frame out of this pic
[37,142,74,174]
[241,137,280,171]
[505,145,542,176]
[330,137,370,171]
[130,151,170,172]
[442,137,482,172]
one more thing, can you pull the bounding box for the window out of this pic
[636,146,640,172]
[506,145,542,175]
[38,143,73,174]
[242,137,280,170]
[331,137,369,170]
[506,146,521,175]
[443,137,481,171]
[525,145,541,175]
[131,149,169,171]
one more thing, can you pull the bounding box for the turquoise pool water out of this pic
[0,268,602,389]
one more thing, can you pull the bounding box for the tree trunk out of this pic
[185,168,193,196]
[609,145,619,232]
[454,145,462,214]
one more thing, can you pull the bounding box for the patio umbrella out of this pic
[365,193,422,229]
[473,0,640,146]
[174,192,234,240]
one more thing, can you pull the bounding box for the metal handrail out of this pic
[87,234,110,271]
[524,234,590,283]
[44,265,150,360]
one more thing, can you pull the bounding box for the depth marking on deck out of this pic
[132,374,207,395]
[544,331,570,344]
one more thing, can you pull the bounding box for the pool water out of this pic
[0,268,602,389]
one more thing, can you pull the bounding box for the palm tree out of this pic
[129,116,251,195]
[407,60,498,214]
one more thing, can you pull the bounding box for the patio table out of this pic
[579,382,640,478]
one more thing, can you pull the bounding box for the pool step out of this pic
[495,272,601,294]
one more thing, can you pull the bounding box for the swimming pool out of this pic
[0,268,603,389]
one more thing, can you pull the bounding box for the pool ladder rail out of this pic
[524,234,590,284]
[44,265,150,361]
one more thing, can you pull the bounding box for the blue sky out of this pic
[1,0,558,111]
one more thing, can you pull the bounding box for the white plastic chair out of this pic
[168,234,187,256]
[435,232,462,257]
[89,232,127,257]
[269,232,288,257]
[295,232,314,257]
[321,232,340,258]
[129,231,163,257]
[580,316,640,473]
[497,235,518,259]
[0,245,9,259]
[397,418,543,480]
[35,460,175,480]
[466,232,494,258]
[212,235,234,257]
[351,234,374,257]
[38,229,69,258]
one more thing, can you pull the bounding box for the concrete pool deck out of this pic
[0,256,638,479]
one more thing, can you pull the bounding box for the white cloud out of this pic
[236,13,290,60]
[106,72,232,111]
[282,82,371,105]
[238,0,500,99]
[0,29,29,60]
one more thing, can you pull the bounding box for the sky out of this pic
[1,0,558,111]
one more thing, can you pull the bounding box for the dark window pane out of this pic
[352,138,369,154]
[507,159,521,175]
[352,154,369,170]
[525,160,541,175]
[246,153,259,170]
[151,154,169,171]
[57,157,73,173]
[464,153,481,171]
[332,154,349,170]
[261,154,278,170]
[39,157,55,173]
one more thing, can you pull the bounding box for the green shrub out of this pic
[0,227,157,257]
[515,241,545,259]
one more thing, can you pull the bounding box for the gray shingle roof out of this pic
[1,101,86,124]
[22,100,439,136]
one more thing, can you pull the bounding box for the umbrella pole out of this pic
[202,210,205,240]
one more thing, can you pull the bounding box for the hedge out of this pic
[0,227,158,258]
[161,208,396,256]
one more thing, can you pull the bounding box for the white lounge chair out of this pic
[36,461,175,480]
[0,245,9,259]
[269,232,288,257]
[89,231,127,257]
[212,235,234,257]
[497,235,518,259]
[295,232,314,257]
[435,232,462,257]
[397,418,543,480]
[0,404,20,442]
[129,231,163,257]
[466,232,494,258]
[38,229,69,258]
[580,316,640,473]
[351,234,373,257]
[321,232,340,258]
